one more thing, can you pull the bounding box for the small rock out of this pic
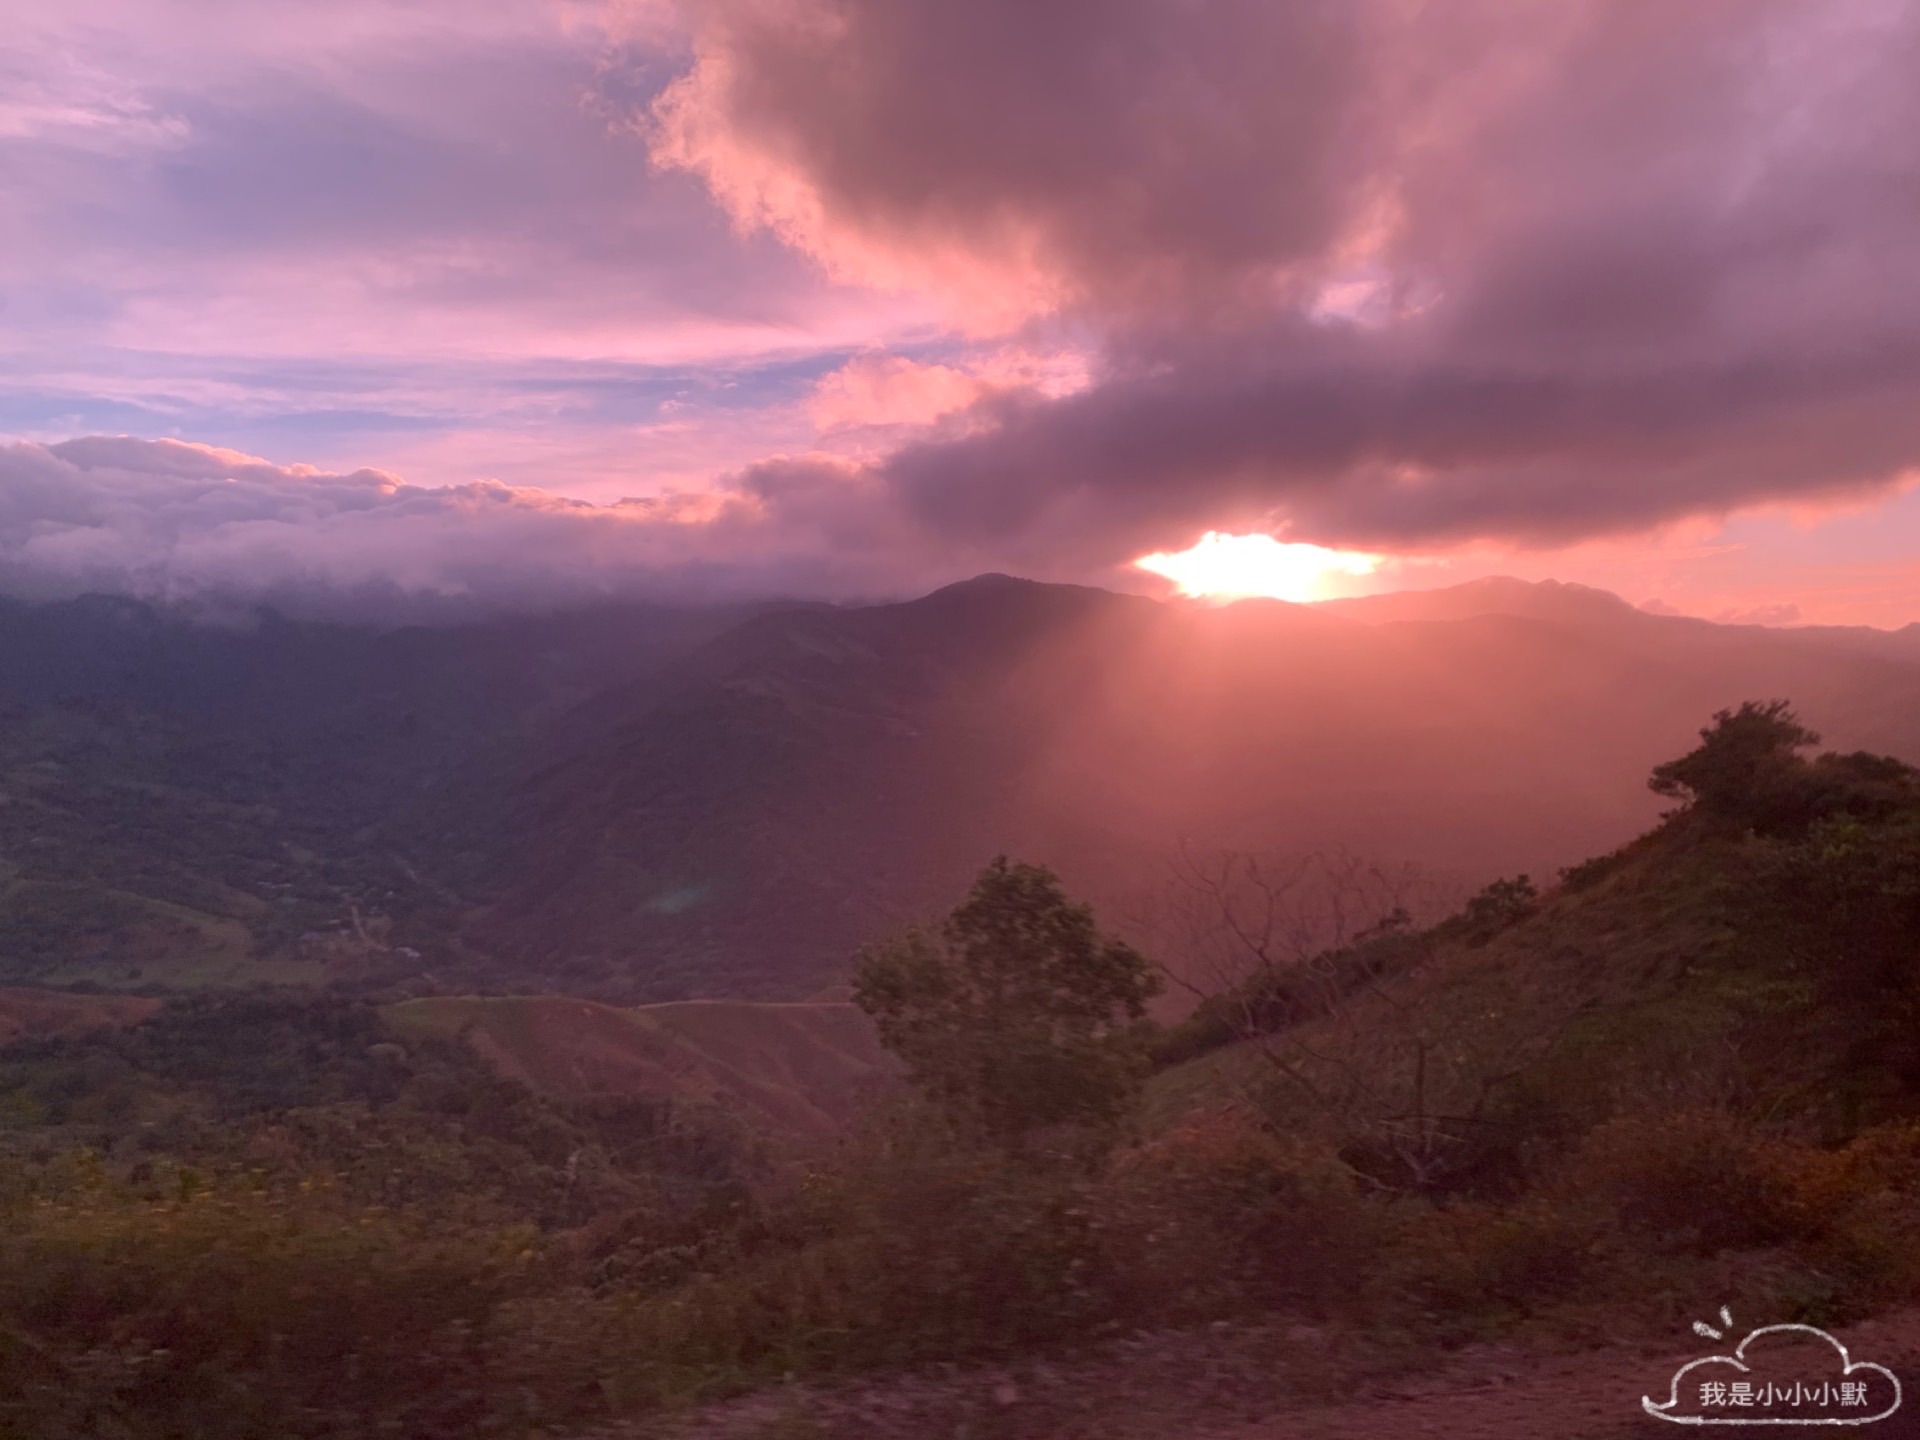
[992,1381,1021,1407]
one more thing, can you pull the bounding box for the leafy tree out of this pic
[1650,701,1920,839]
[1649,699,1822,832]
[852,857,1161,1147]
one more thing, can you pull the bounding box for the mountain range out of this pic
[4,575,1919,1000]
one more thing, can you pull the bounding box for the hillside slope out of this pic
[0,596,765,989]
[1146,767,1919,1199]
[439,575,1920,1000]
[381,996,894,1135]
[1147,823,1756,1132]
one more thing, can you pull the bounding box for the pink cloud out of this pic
[806,346,1092,434]
[808,354,984,431]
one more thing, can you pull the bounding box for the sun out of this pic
[1133,531,1383,603]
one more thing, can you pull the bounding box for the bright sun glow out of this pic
[1134,531,1383,602]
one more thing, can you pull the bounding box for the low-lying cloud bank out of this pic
[0,436,981,618]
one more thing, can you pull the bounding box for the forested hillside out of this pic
[7,577,1920,1001]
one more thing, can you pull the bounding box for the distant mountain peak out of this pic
[907,572,1148,618]
[922,572,1062,599]
[1315,575,1641,627]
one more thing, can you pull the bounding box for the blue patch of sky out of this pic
[0,345,870,460]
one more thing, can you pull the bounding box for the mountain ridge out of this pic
[7,574,1920,1002]
[418,574,1920,997]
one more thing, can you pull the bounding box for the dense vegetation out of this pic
[7,699,1920,1438]
[0,594,760,1000]
[0,993,760,1437]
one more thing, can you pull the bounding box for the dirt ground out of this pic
[1200,1311,1920,1440]
[590,1308,1920,1440]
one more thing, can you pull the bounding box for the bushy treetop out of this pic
[852,856,1161,1145]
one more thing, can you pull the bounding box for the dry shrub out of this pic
[0,1179,531,1440]
[1382,1110,1920,1335]
[1384,1195,1610,1342]
[576,1135,1112,1381]
[1546,1109,1841,1255]
[500,1103,1392,1405]
[1796,1120,1920,1308]
[1098,1104,1382,1323]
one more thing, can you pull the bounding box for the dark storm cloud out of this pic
[874,327,1920,560]
[652,0,1920,556]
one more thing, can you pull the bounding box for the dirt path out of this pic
[1195,1311,1920,1440]
[597,1310,1920,1440]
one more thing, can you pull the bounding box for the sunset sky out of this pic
[5,0,1920,624]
